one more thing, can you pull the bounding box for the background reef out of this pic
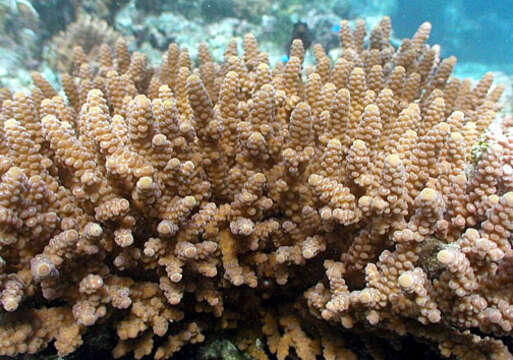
[0,0,511,115]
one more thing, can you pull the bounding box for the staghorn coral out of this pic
[44,13,124,74]
[0,16,511,360]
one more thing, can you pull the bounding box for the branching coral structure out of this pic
[0,17,511,360]
[44,13,124,74]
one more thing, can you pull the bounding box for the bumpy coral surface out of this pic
[45,13,124,73]
[0,17,511,360]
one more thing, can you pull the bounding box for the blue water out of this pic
[393,0,513,71]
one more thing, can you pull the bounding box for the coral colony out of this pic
[0,17,512,359]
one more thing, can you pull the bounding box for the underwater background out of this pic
[0,0,512,115]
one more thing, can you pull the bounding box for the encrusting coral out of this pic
[0,16,511,360]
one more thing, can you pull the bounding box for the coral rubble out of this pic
[0,16,512,360]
